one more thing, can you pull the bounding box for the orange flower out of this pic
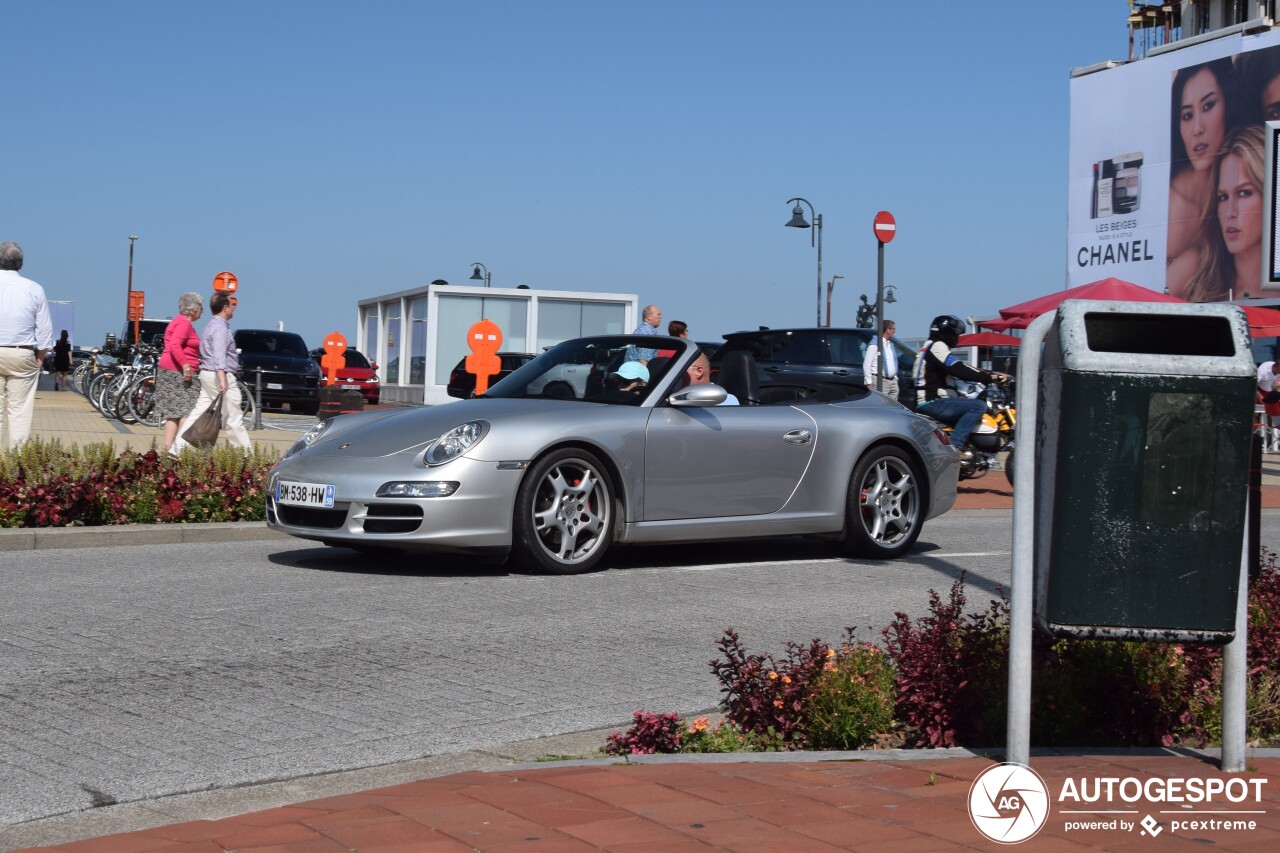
[782,675,791,684]
[688,716,710,733]
[826,648,836,659]
[768,670,778,680]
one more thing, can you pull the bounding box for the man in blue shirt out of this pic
[626,304,662,364]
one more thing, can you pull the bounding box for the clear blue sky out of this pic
[3,1,1126,349]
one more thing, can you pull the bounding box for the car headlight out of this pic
[425,420,489,466]
[285,419,331,458]
[377,481,459,497]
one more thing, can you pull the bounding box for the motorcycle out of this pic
[928,377,1017,487]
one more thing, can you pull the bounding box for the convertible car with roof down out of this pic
[267,335,959,573]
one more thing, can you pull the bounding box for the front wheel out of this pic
[1004,448,1015,489]
[836,445,924,559]
[512,448,614,574]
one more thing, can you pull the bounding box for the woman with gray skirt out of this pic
[156,292,203,452]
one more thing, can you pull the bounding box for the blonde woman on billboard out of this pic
[1167,58,1238,299]
[1184,125,1265,303]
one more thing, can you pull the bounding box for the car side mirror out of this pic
[670,384,728,407]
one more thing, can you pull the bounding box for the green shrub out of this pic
[805,643,896,750]
[0,439,275,527]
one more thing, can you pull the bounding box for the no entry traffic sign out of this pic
[213,271,239,293]
[873,211,896,244]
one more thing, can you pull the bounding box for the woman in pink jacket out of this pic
[156,292,203,452]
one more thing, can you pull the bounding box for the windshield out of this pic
[483,335,687,404]
[236,331,309,357]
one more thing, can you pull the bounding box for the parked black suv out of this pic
[711,327,917,407]
[234,329,321,414]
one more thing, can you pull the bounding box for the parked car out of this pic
[267,335,958,573]
[110,318,169,352]
[43,348,93,373]
[446,352,537,399]
[309,347,380,405]
[695,340,722,359]
[234,329,321,415]
[711,327,918,408]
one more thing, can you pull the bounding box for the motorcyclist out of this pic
[914,315,999,450]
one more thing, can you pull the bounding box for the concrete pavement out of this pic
[5,375,1280,851]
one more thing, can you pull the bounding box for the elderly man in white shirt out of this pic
[0,242,55,449]
[863,319,899,401]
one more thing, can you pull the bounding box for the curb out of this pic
[0,521,290,552]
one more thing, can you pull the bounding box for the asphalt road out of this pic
[1,509,1271,836]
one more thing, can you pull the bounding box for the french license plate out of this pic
[341,384,360,389]
[276,481,335,508]
[267,382,283,390]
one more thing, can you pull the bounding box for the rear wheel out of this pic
[836,445,924,559]
[1004,449,1015,489]
[236,380,259,423]
[127,376,161,427]
[512,448,614,574]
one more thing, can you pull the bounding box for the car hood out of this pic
[302,398,611,459]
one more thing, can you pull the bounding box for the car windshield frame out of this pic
[236,331,309,357]
[481,335,689,404]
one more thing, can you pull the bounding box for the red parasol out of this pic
[956,332,1021,347]
[1244,305,1280,338]
[994,277,1184,329]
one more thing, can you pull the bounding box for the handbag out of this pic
[185,392,225,448]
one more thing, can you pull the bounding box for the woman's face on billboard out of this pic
[1217,152,1262,255]
[1180,68,1227,171]
[1263,74,1280,122]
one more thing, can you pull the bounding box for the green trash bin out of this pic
[1033,301,1254,643]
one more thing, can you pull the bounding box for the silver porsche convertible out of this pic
[267,335,958,573]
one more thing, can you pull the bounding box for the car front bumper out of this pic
[267,455,522,552]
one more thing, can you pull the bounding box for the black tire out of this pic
[1004,448,1015,489]
[837,445,924,559]
[512,447,614,574]
[542,380,576,400]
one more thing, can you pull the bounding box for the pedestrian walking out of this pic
[156,292,203,452]
[53,330,71,390]
[171,292,250,455]
[0,241,55,449]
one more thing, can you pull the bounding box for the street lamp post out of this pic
[469,263,491,288]
[127,235,139,344]
[784,198,822,327]
[825,275,843,328]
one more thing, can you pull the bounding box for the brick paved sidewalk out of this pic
[10,752,1280,852]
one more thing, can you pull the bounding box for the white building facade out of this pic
[357,284,639,405]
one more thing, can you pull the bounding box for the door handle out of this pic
[783,428,812,446]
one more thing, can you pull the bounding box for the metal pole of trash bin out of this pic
[1221,519,1250,772]
[253,367,263,431]
[1007,310,1054,768]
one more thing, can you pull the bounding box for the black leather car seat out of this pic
[717,350,760,406]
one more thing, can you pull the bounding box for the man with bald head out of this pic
[627,304,662,364]
[686,350,738,405]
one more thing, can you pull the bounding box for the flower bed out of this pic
[607,557,1280,755]
[0,439,274,527]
